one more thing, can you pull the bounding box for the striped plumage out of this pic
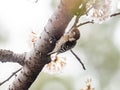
[58,40,77,54]
[48,27,80,55]
[48,27,86,70]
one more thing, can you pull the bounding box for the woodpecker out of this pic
[48,27,86,70]
[47,11,87,70]
[48,27,80,55]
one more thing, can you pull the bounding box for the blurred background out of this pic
[0,0,120,90]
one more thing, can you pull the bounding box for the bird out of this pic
[48,27,86,70]
[48,27,80,55]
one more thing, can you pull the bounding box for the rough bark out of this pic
[0,49,25,65]
[8,0,83,90]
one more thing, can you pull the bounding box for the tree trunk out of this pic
[9,0,83,90]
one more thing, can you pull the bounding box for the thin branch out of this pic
[77,12,120,27]
[110,12,120,17]
[70,49,86,70]
[0,49,25,66]
[0,68,22,86]
[74,15,81,27]
[77,20,94,27]
[70,1,89,30]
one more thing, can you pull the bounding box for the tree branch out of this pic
[77,20,94,27]
[8,0,84,90]
[77,12,120,27]
[70,49,86,70]
[110,12,120,17]
[0,68,22,86]
[0,49,25,66]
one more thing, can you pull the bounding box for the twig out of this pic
[77,12,120,27]
[70,49,86,70]
[69,14,81,32]
[0,68,22,86]
[110,12,120,17]
[77,20,94,27]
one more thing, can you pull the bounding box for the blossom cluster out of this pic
[86,0,113,23]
